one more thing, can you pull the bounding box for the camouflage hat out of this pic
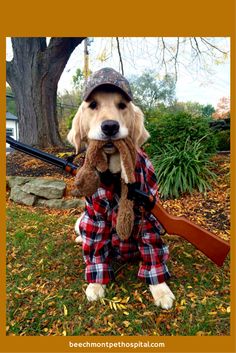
[83,67,133,101]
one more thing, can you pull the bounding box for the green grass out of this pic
[6,203,230,336]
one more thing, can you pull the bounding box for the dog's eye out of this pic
[89,101,97,110]
[118,102,127,110]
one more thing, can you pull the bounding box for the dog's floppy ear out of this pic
[131,103,150,146]
[67,106,85,153]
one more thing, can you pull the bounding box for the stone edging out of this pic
[7,176,85,209]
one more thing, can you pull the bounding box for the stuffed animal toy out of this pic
[72,137,137,240]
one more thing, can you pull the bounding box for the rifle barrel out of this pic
[6,136,78,176]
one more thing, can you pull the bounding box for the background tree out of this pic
[212,97,230,120]
[6,37,85,147]
[72,68,86,92]
[201,104,216,119]
[169,101,215,119]
[130,71,176,114]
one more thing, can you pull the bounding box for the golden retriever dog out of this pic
[67,72,175,310]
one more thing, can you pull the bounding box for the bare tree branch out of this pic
[106,36,229,86]
[174,37,180,81]
[189,38,199,62]
[193,37,202,56]
[200,37,228,55]
[116,37,124,75]
[161,38,168,73]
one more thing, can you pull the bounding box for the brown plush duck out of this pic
[72,137,137,240]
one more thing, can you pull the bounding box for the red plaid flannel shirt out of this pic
[78,148,170,285]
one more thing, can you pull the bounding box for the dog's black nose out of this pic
[101,120,120,137]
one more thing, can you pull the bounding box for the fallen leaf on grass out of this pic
[123,321,130,328]
[122,296,130,303]
[118,304,127,310]
[143,311,153,316]
[187,292,197,302]
[196,331,211,336]
[63,304,68,316]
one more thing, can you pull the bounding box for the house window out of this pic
[6,128,14,137]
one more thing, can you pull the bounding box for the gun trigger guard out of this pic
[127,183,156,211]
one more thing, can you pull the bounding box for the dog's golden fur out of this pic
[67,91,150,153]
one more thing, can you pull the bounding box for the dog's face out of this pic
[67,88,150,154]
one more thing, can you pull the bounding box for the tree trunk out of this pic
[6,37,85,147]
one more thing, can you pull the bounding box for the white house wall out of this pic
[6,120,18,149]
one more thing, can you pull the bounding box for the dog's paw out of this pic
[149,282,175,310]
[75,214,84,234]
[85,283,106,301]
[75,235,83,244]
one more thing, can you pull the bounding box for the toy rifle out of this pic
[6,136,230,267]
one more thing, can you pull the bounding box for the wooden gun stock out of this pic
[151,197,230,267]
[128,187,230,267]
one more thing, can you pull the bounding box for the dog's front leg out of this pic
[74,213,85,243]
[86,283,106,301]
[149,282,175,310]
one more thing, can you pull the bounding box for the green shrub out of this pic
[145,112,217,158]
[215,130,230,151]
[66,112,77,130]
[152,138,217,199]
